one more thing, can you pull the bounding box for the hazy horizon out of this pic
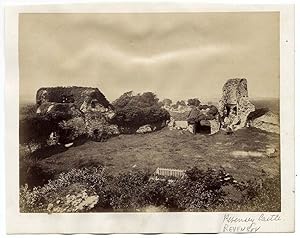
[20,90,280,105]
[19,12,279,103]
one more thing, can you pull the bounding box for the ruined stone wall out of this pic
[85,112,119,138]
[209,120,221,135]
[237,97,255,129]
[219,78,248,109]
[80,100,108,113]
[36,89,49,105]
[219,78,255,130]
[237,79,248,99]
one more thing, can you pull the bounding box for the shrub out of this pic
[20,167,105,212]
[20,104,37,120]
[111,92,170,128]
[19,114,58,151]
[58,117,87,143]
[19,156,54,188]
[164,167,235,211]
[235,175,281,212]
[187,98,201,107]
[161,98,172,107]
[20,167,280,213]
[19,104,79,150]
[112,106,169,128]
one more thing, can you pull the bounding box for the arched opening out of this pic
[91,101,97,109]
[93,129,99,136]
[195,121,211,134]
[225,104,237,116]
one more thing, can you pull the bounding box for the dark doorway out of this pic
[91,101,96,108]
[225,104,237,116]
[195,121,211,134]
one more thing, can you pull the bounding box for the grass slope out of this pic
[37,127,280,182]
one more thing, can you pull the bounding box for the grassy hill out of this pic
[30,127,280,184]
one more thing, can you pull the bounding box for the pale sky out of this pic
[19,12,279,103]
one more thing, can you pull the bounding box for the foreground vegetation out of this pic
[20,166,280,213]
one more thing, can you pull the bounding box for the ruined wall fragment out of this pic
[219,78,255,130]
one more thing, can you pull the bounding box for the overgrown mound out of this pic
[36,86,111,108]
[111,91,170,129]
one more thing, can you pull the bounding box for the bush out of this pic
[20,166,280,213]
[187,98,201,107]
[19,104,79,150]
[161,98,172,107]
[19,156,54,188]
[20,104,37,120]
[20,167,105,213]
[235,175,280,212]
[111,92,170,128]
[58,117,87,143]
[19,114,58,151]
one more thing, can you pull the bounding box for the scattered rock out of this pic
[48,189,99,213]
[210,120,221,135]
[250,111,279,134]
[136,125,152,134]
[174,121,188,130]
[47,203,54,212]
[167,117,176,129]
[266,147,277,157]
[64,142,73,148]
[107,124,120,135]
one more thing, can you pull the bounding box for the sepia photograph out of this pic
[3,2,296,233]
[18,12,281,214]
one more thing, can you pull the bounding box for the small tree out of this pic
[111,91,170,128]
[162,99,172,107]
[112,91,133,109]
[187,98,201,107]
[175,100,186,108]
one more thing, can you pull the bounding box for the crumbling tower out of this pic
[219,78,255,130]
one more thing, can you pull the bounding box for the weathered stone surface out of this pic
[167,117,176,129]
[47,187,99,213]
[107,124,120,135]
[237,97,255,129]
[219,78,255,130]
[209,120,221,135]
[187,124,194,134]
[136,124,152,134]
[250,111,279,134]
[174,121,188,130]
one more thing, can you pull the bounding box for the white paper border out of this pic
[4,3,295,234]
